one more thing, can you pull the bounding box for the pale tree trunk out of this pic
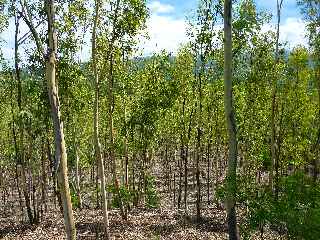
[92,0,110,238]
[106,0,126,219]
[196,128,201,221]
[270,0,283,195]
[45,0,76,239]
[123,95,129,189]
[316,64,320,181]
[107,51,125,216]
[184,109,193,213]
[313,3,320,182]
[41,141,48,214]
[73,124,82,209]
[223,1,239,239]
[75,146,82,209]
[10,89,24,220]
[15,12,34,224]
[124,136,129,188]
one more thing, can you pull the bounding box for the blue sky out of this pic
[257,0,302,20]
[148,0,303,20]
[0,0,307,61]
[143,0,307,54]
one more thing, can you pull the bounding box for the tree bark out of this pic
[223,1,239,239]
[270,0,283,195]
[92,0,110,238]
[41,141,48,214]
[45,0,76,239]
[196,128,201,221]
[75,146,82,209]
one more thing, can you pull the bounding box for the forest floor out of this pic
[0,192,285,240]
[1,194,230,239]
[0,162,284,239]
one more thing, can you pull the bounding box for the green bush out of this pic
[145,175,159,208]
[107,184,132,209]
[107,174,159,209]
[70,188,80,208]
[246,171,320,239]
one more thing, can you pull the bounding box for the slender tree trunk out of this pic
[224,1,239,239]
[184,109,193,213]
[95,155,100,209]
[165,145,170,194]
[75,146,82,209]
[315,65,320,181]
[92,0,110,237]
[178,139,183,209]
[132,153,136,206]
[207,138,211,205]
[107,49,126,220]
[10,99,24,219]
[196,128,201,221]
[169,160,172,199]
[270,0,283,195]
[41,142,48,213]
[14,11,34,224]
[17,63,33,225]
[124,136,129,188]
[45,0,76,239]
[184,145,188,211]
[143,147,147,204]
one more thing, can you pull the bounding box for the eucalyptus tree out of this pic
[103,0,147,207]
[45,0,76,238]
[231,0,274,190]
[12,1,36,224]
[172,47,195,210]
[91,0,147,223]
[187,0,221,220]
[298,0,320,181]
[126,52,179,205]
[224,0,239,239]
[0,69,14,212]
[57,1,90,209]
[14,0,76,238]
[268,0,283,197]
[92,0,110,237]
[283,46,315,169]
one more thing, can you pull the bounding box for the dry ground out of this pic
[1,203,230,239]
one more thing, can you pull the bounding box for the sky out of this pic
[143,0,308,54]
[0,0,308,61]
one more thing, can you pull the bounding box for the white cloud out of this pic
[280,17,307,47]
[262,17,308,48]
[136,1,188,55]
[147,1,174,14]
[139,13,188,55]
[140,11,307,56]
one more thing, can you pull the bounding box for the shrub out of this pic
[245,171,320,239]
[145,175,159,208]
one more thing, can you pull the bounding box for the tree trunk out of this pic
[178,140,183,209]
[75,146,82,209]
[124,136,129,189]
[184,145,188,212]
[270,0,283,195]
[196,128,201,221]
[107,48,126,220]
[92,0,110,237]
[41,142,48,214]
[45,1,76,239]
[223,1,239,239]
[14,11,34,224]
[315,65,320,182]
[207,138,211,205]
